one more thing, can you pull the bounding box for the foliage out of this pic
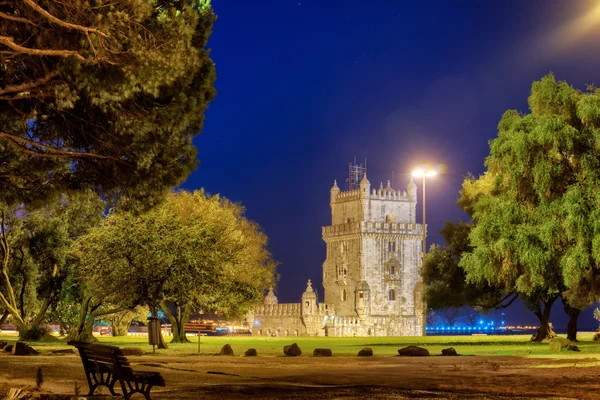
[423,221,513,313]
[0,0,217,209]
[19,325,52,342]
[0,191,104,338]
[73,190,278,345]
[593,308,600,323]
[458,74,600,341]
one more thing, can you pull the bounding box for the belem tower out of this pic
[248,169,426,337]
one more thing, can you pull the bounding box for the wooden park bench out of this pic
[68,340,165,400]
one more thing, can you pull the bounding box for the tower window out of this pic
[389,289,396,301]
[387,241,392,252]
[390,266,396,275]
[342,289,347,301]
[393,241,396,252]
[359,292,364,299]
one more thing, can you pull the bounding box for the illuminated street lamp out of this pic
[412,167,437,261]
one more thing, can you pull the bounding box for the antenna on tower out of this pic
[346,157,367,191]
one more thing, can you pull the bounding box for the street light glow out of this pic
[412,167,439,178]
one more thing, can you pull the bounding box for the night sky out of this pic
[181,0,600,329]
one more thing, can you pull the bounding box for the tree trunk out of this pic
[562,296,581,342]
[161,301,192,343]
[150,304,168,349]
[532,296,558,342]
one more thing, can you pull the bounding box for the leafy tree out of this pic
[102,306,149,337]
[0,191,104,339]
[74,190,277,346]
[0,0,216,208]
[458,74,600,341]
[423,221,517,315]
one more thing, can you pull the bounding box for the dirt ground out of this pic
[1,352,598,399]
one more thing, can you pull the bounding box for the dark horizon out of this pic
[181,0,600,330]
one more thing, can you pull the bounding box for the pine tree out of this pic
[0,0,217,208]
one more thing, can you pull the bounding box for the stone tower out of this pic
[322,173,425,336]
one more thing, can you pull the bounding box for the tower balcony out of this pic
[384,272,401,282]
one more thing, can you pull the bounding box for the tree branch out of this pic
[0,69,62,96]
[22,0,109,38]
[0,131,121,161]
[0,36,88,62]
[0,11,38,26]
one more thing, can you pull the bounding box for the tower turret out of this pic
[330,180,340,204]
[264,287,278,305]
[301,279,317,316]
[359,173,370,198]
[407,177,417,201]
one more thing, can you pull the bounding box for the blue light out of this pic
[254,319,259,325]
[479,320,483,324]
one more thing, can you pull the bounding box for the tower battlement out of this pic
[254,303,301,317]
[332,187,412,203]
[322,221,423,239]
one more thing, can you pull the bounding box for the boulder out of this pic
[313,348,332,357]
[219,344,234,356]
[283,343,302,356]
[594,332,600,342]
[357,347,373,357]
[4,344,13,352]
[0,341,7,349]
[121,347,144,356]
[441,347,458,356]
[12,341,38,356]
[245,348,257,357]
[398,345,429,357]
[568,344,580,352]
[549,337,571,353]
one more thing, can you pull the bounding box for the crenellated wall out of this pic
[254,303,301,317]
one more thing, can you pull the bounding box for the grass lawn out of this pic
[2,332,600,358]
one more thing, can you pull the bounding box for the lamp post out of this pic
[411,168,437,260]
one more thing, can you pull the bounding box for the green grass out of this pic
[2,332,600,358]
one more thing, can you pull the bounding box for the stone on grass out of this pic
[398,345,429,357]
[4,344,13,352]
[283,343,302,356]
[219,344,234,356]
[358,347,373,357]
[568,344,580,352]
[313,348,332,357]
[441,347,458,356]
[0,341,7,349]
[245,348,257,357]
[593,332,600,342]
[549,337,571,353]
[12,341,38,356]
[121,347,144,356]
